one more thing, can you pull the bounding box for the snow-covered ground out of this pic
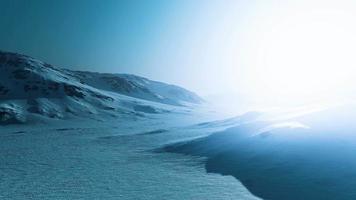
[163,102,356,200]
[0,51,260,199]
[0,110,260,200]
[4,51,356,200]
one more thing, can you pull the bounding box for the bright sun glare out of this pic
[241,1,356,105]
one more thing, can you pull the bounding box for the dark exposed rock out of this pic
[103,76,149,94]
[23,84,39,92]
[63,84,85,98]
[0,85,9,96]
[48,82,60,91]
[90,92,114,101]
[13,69,30,79]
[0,106,25,125]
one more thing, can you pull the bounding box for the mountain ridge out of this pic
[0,51,203,124]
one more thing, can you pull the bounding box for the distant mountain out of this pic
[0,51,203,124]
[72,71,203,106]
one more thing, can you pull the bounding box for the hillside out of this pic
[0,51,203,124]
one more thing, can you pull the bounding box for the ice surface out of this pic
[0,51,259,199]
[0,111,260,200]
[6,51,356,199]
[164,103,356,200]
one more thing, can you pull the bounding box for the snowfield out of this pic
[3,51,356,200]
[0,110,260,200]
[0,51,259,200]
[163,103,356,200]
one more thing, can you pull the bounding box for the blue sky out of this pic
[0,0,176,71]
[3,0,354,106]
[0,0,254,96]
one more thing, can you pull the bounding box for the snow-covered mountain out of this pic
[73,71,203,106]
[0,51,203,124]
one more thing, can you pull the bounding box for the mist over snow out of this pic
[2,0,356,199]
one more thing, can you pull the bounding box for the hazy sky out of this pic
[2,0,356,104]
[0,0,252,96]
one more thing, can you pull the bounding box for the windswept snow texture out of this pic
[0,109,260,200]
[163,104,356,200]
[0,51,203,124]
[0,51,261,200]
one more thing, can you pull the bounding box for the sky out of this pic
[2,0,356,108]
[0,0,252,97]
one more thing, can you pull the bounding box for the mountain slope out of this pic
[72,71,203,106]
[0,51,203,124]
